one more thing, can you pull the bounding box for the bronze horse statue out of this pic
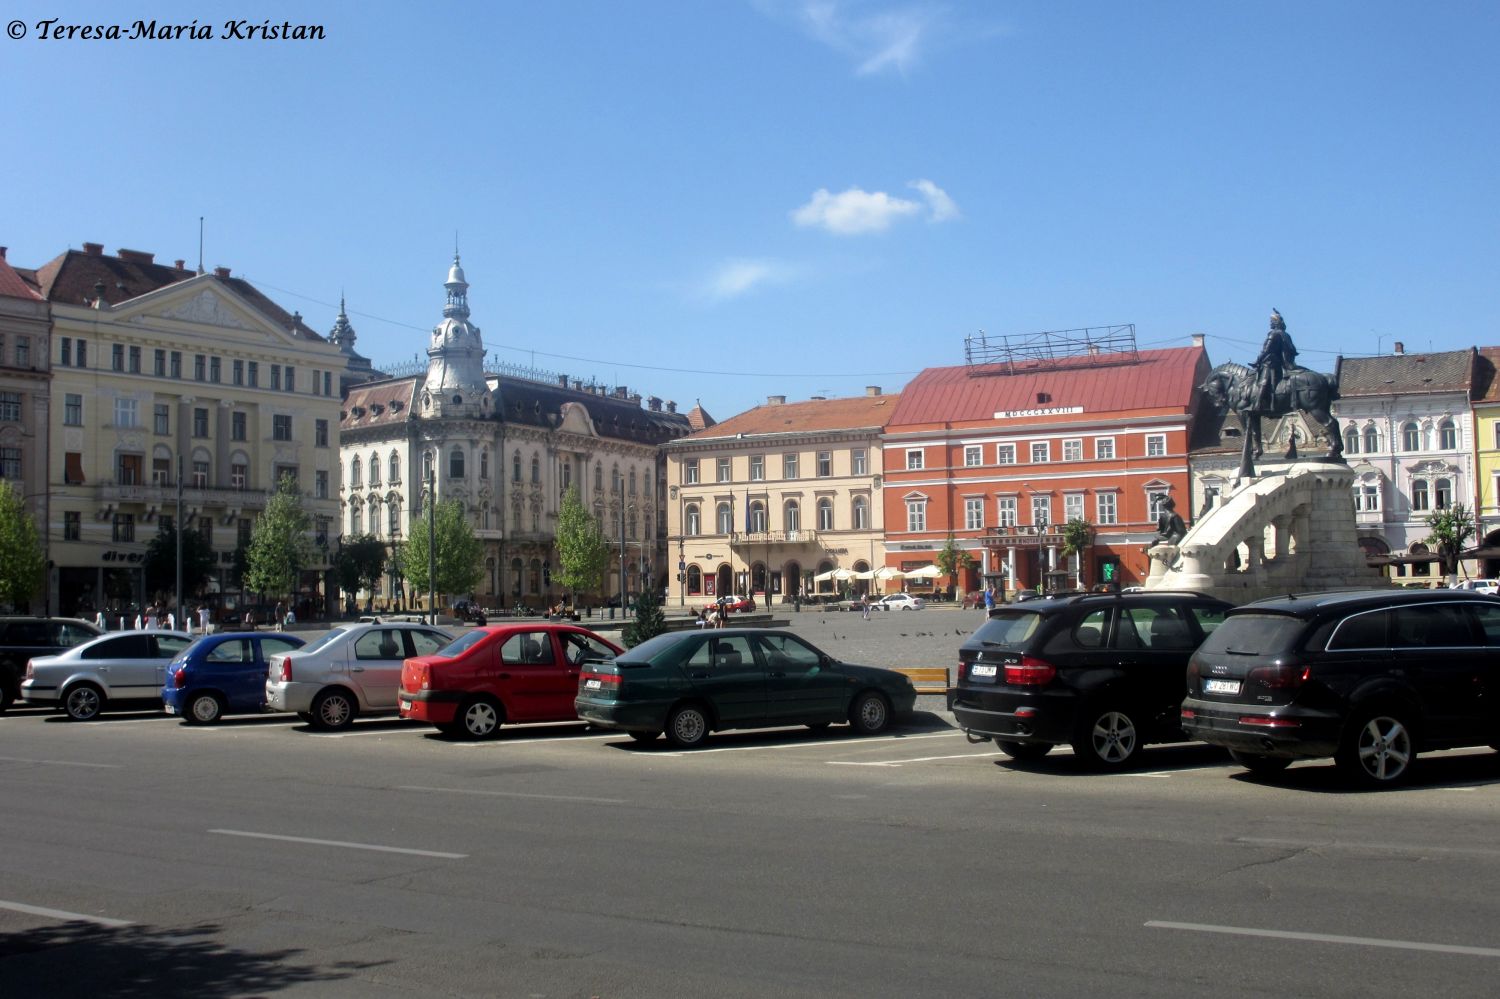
[1200,361,1343,468]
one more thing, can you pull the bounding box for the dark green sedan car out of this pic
[575,628,918,748]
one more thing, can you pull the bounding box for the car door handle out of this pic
[351,666,365,672]
[498,672,511,680]
[769,671,786,678]
[690,670,709,679]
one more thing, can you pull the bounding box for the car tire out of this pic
[628,730,659,744]
[1336,709,1416,789]
[665,703,710,749]
[63,683,105,722]
[309,689,357,731]
[1230,750,1293,777]
[185,692,225,725]
[849,691,891,736]
[997,740,1052,762]
[455,696,504,740]
[1072,706,1141,770]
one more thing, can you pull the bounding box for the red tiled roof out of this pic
[0,252,41,301]
[682,393,899,441]
[887,346,1208,427]
[686,402,715,431]
[342,378,418,430]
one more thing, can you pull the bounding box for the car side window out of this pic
[206,639,251,663]
[1390,603,1476,648]
[500,631,556,665]
[755,634,822,668]
[1469,604,1500,645]
[563,632,617,666]
[1327,609,1390,650]
[1190,606,1228,638]
[259,637,301,658]
[683,639,712,669]
[710,636,756,670]
[407,630,449,657]
[1120,606,1196,651]
[1072,610,1110,649]
[154,635,192,658]
[54,623,97,646]
[9,621,48,644]
[84,635,150,659]
[355,630,404,660]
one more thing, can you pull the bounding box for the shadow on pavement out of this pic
[993,742,1232,775]
[0,920,386,998]
[606,712,957,752]
[1227,747,1500,794]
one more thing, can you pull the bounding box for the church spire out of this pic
[328,293,358,352]
[443,252,470,320]
[423,251,490,419]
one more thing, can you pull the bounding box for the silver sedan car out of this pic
[20,630,194,720]
[265,622,452,730]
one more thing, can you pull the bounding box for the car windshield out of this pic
[296,628,353,655]
[1198,614,1303,657]
[972,610,1043,650]
[435,631,488,657]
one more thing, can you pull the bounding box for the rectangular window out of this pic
[231,411,246,441]
[1063,439,1083,461]
[784,453,799,479]
[750,455,765,481]
[209,357,221,383]
[116,453,143,485]
[271,364,281,391]
[315,470,329,499]
[193,408,209,437]
[683,459,699,484]
[15,337,28,367]
[111,344,125,372]
[248,361,259,388]
[906,499,926,532]
[275,464,298,487]
[905,449,924,471]
[1031,495,1052,526]
[170,351,182,379]
[112,513,135,543]
[1146,434,1166,457]
[59,337,71,367]
[194,355,206,381]
[231,463,248,490]
[311,369,320,396]
[64,452,85,485]
[64,394,82,426]
[323,371,332,396]
[717,457,731,482]
[964,497,984,530]
[273,414,292,441]
[1065,493,1085,522]
[153,349,166,376]
[1030,442,1049,463]
[232,359,244,386]
[76,339,87,368]
[128,345,141,373]
[113,398,138,428]
[852,449,867,475]
[997,444,1016,465]
[817,451,832,477]
[152,457,171,485]
[239,519,253,548]
[193,461,209,489]
[1096,437,1115,460]
[964,445,982,467]
[153,404,169,435]
[1357,484,1380,512]
[997,497,1018,527]
[198,518,213,548]
[0,446,19,480]
[284,366,295,392]
[0,392,19,422]
[64,511,80,541]
[315,419,329,447]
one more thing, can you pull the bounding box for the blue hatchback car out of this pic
[161,632,306,723]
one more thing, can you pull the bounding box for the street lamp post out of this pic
[175,454,184,629]
[427,464,436,625]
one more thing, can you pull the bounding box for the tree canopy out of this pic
[0,481,44,611]
[554,486,610,598]
[334,534,389,599]
[935,534,975,579]
[400,498,484,600]
[143,519,217,599]
[242,475,312,600]
[1425,503,1476,577]
[1060,518,1095,558]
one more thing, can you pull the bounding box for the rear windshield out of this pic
[615,631,693,666]
[436,630,488,657]
[1197,613,1304,657]
[296,628,352,656]
[972,611,1044,651]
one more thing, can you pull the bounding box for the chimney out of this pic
[768,395,786,405]
[865,385,881,396]
[213,266,231,278]
[1086,344,1100,356]
[613,385,628,398]
[1393,341,1404,355]
[666,400,677,413]
[1191,333,1205,348]
[174,259,186,270]
[0,247,6,260]
[558,374,569,387]
[83,242,104,256]
[117,248,154,265]
[648,396,662,412]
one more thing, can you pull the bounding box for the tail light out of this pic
[274,657,293,683]
[581,671,623,695]
[956,661,968,682]
[1239,715,1300,728]
[1004,656,1056,686]
[1247,664,1308,690]
[25,659,34,679]
[173,667,187,688]
[418,664,431,691]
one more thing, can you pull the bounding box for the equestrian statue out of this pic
[1199,309,1342,478]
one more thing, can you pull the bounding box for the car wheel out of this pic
[997,740,1052,762]
[628,730,659,744]
[1072,707,1141,769]
[1336,710,1416,788]
[665,703,710,749]
[309,689,357,731]
[849,691,891,735]
[455,697,504,740]
[63,683,105,722]
[1230,750,1293,777]
[185,692,225,725]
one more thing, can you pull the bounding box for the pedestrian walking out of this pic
[273,601,286,632]
[197,605,211,636]
[861,595,871,621]
[984,587,996,615]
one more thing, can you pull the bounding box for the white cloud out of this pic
[791,181,959,235]
[764,0,939,77]
[701,258,791,301]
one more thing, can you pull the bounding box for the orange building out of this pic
[881,341,1210,595]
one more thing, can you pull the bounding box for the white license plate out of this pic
[163,703,176,715]
[398,698,412,711]
[1204,679,1241,695]
[584,679,602,689]
[970,664,998,678]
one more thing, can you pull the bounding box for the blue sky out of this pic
[3,1,1496,418]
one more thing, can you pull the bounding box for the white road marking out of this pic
[0,900,132,927]
[451,732,618,747]
[208,829,466,859]
[655,731,963,757]
[828,751,1004,767]
[0,756,122,769]
[1146,920,1500,958]
[396,785,626,805]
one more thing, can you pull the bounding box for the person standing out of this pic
[273,600,286,632]
[198,604,211,636]
[984,587,996,615]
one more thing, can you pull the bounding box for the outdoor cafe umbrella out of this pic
[903,564,942,579]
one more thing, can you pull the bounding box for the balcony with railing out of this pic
[731,529,819,546]
[99,481,272,509]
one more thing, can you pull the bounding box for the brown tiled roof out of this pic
[888,345,1207,426]
[686,402,715,431]
[495,378,692,444]
[341,378,418,430]
[1471,348,1500,403]
[681,393,899,442]
[0,251,41,301]
[1333,350,1475,397]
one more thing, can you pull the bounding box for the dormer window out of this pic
[351,406,366,419]
[370,403,383,416]
[389,400,403,412]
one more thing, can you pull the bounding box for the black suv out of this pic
[1182,588,1500,788]
[0,617,102,711]
[950,592,1231,768]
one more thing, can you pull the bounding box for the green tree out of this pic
[142,520,217,598]
[935,534,975,597]
[400,498,484,603]
[1060,518,1094,558]
[333,535,388,601]
[622,585,667,648]
[554,486,609,600]
[0,481,44,611]
[242,475,312,601]
[1425,503,1476,577]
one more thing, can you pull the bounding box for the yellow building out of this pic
[1472,347,1500,575]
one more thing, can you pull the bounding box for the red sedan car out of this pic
[398,623,623,739]
[703,594,756,614]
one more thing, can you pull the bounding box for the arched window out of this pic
[531,454,540,484]
[685,504,701,535]
[1436,477,1453,509]
[643,475,652,498]
[350,502,362,535]
[369,454,381,486]
[594,464,603,493]
[785,499,801,532]
[350,456,362,488]
[817,497,834,530]
[480,450,490,479]
[450,447,465,479]
[513,451,522,482]
[749,501,766,533]
[512,502,522,532]
[611,465,621,492]
[629,469,637,495]
[529,558,542,594]
[1402,422,1420,451]
[716,503,733,534]
[852,496,869,530]
[1412,478,1430,511]
[686,565,702,595]
[388,501,401,536]
[423,450,434,482]
[1343,428,1359,455]
[1363,426,1379,453]
[368,496,381,538]
[1440,420,1457,450]
[389,451,401,483]
[561,459,570,492]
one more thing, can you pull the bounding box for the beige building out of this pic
[0,248,50,611]
[664,389,895,608]
[27,244,349,619]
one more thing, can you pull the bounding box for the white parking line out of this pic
[0,900,132,927]
[0,756,123,769]
[828,751,1004,768]
[655,731,963,757]
[451,732,619,747]
[396,785,626,805]
[1146,920,1500,958]
[208,829,466,859]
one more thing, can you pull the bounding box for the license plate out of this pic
[584,679,602,689]
[398,698,412,711]
[970,664,998,678]
[1204,679,1241,695]
[163,703,176,715]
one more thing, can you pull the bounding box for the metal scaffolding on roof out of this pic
[964,324,1139,374]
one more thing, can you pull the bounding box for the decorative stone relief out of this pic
[158,289,257,331]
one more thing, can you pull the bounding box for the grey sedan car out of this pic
[20,630,194,720]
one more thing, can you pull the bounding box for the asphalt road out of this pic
[4,618,1500,997]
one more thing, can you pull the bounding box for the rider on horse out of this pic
[1254,309,1298,411]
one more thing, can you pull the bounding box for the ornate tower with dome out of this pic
[420,253,492,420]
